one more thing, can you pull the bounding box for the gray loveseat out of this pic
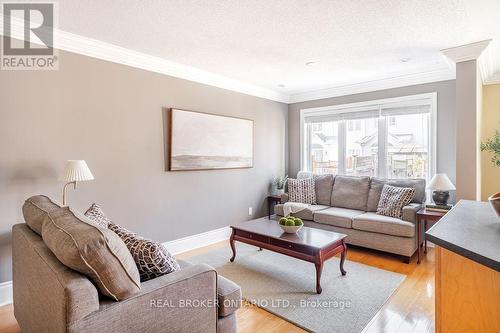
[13,223,241,333]
[276,175,426,262]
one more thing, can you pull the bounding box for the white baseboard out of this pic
[0,226,231,307]
[163,226,231,255]
[0,281,13,306]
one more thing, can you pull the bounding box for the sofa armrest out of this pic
[280,193,289,203]
[13,223,100,333]
[69,263,218,333]
[402,203,422,223]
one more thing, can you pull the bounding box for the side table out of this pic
[267,195,281,219]
[416,208,447,264]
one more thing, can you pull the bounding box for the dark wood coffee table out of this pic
[229,218,347,294]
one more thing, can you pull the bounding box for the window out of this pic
[345,117,378,176]
[307,121,339,174]
[312,123,322,131]
[301,93,436,182]
[386,113,428,179]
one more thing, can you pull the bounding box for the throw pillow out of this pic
[84,203,111,228]
[376,184,416,219]
[288,178,316,204]
[41,207,141,301]
[22,195,62,236]
[108,222,180,281]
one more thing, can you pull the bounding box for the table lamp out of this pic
[427,173,455,206]
[60,160,94,205]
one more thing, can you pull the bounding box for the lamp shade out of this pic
[427,173,455,191]
[60,160,94,182]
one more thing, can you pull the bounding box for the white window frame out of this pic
[299,92,437,182]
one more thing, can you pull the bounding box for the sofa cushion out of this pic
[22,195,62,235]
[313,207,364,228]
[330,175,370,211]
[42,207,141,301]
[377,185,415,219]
[84,203,111,228]
[352,212,415,237]
[288,178,316,204]
[275,204,329,220]
[367,178,426,212]
[108,222,180,282]
[217,275,242,317]
[313,174,335,205]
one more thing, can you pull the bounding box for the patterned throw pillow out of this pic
[108,223,180,281]
[84,203,111,228]
[288,178,316,204]
[376,185,415,219]
[84,204,180,281]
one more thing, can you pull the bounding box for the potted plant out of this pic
[480,130,500,218]
[272,175,288,196]
[480,130,500,167]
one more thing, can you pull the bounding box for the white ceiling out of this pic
[6,0,500,102]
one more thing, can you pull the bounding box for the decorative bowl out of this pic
[279,224,303,234]
[488,192,500,218]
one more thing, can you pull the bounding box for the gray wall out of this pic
[0,49,288,283]
[288,80,456,185]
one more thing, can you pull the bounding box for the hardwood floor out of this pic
[0,242,435,333]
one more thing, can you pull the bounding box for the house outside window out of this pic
[300,93,436,182]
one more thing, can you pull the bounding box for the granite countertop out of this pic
[426,200,500,272]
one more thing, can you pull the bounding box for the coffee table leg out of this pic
[229,229,236,262]
[315,260,323,294]
[340,240,347,276]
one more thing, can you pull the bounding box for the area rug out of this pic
[187,243,405,333]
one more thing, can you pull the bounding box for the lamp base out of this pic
[432,190,450,206]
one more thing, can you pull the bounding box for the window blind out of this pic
[304,108,379,123]
[381,104,431,116]
[304,98,432,123]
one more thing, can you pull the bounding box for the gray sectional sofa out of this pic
[275,175,426,262]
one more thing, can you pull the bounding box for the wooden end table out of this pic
[229,218,347,294]
[416,208,447,264]
[267,195,281,219]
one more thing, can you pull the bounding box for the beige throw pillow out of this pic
[22,195,62,235]
[288,178,316,204]
[376,184,415,219]
[41,207,141,301]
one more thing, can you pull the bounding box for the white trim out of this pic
[0,15,289,103]
[162,226,231,255]
[299,92,437,183]
[0,281,13,306]
[289,69,454,103]
[479,45,500,85]
[485,73,500,85]
[3,15,498,102]
[441,40,492,64]
[441,39,500,85]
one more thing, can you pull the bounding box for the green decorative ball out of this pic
[285,220,295,226]
[279,217,287,225]
[294,219,303,226]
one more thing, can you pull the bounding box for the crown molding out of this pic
[288,68,455,103]
[441,39,500,85]
[479,45,500,85]
[0,15,290,103]
[441,39,492,63]
[484,73,500,85]
[4,15,497,103]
